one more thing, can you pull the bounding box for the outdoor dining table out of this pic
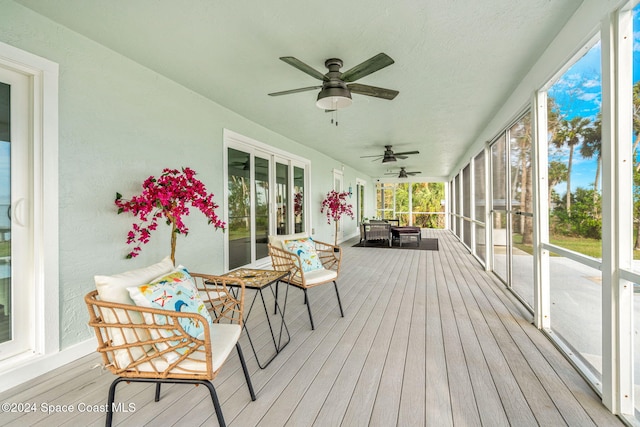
[218,268,291,369]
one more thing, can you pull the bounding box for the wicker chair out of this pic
[360,222,391,246]
[268,233,344,330]
[85,273,255,427]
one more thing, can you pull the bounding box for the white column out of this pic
[532,91,550,330]
[601,7,634,415]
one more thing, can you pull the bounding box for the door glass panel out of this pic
[463,165,471,247]
[357,183,365,224]
[492,135,508,282]
[228,148,251,269]
[294,166,304,233]
[449,179,456,234]
[0,82,10,345]
[255,156,269,260]
[474,152,486,262]
[276,162,289,235]
[455,175,462,238]
[510,114,534,307]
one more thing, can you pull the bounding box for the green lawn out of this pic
[0,241,8,257]
[513,233,640,260]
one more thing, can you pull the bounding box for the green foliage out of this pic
[379,182,445,227]
[0,241,9,257]
[551,187,601,239]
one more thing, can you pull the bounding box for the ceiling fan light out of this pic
[382,155,396,163]
[316,87,352,110]
[399,170,408,178]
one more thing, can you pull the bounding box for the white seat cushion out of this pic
[134,323,241,375]
[93,256,174,368]
[302,268,338,285]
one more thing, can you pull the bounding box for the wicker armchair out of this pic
[85,272,255,427]
[268,233,344,330]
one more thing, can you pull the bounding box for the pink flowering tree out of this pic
[320,190,354,246]
[115,167,225,264]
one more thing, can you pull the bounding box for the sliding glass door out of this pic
[225,134,309,270]
[0,66,31,359]
[490,112,534,309]
[228,148,252,269]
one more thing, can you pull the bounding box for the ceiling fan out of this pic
[360,145,420,163]
[268,53,399,110]
[386,167,422,179]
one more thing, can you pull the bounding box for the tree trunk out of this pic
[593,157,601,216]
[170,218,178,266]
[566,146,574,215]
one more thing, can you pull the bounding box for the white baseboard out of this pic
[0,337,96,394]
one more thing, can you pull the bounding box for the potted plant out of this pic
[115,167,225,264]
[320,190,354,246]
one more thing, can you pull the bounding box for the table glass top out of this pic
[220,268,288,288]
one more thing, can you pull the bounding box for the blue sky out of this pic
[547,5,640,193]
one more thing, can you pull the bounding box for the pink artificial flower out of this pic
[115,167,225,259]
[320,190,354,224]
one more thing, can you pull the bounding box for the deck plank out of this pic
[0,230,623,427]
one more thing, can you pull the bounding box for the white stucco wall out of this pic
[0,0,369,349]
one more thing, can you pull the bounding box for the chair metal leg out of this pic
[303,288,315,330]
[333,281,344,317]
[236,342,256,401]
[203,380,226,427]
[106,377,229,427]
[154,382,161,402]
[106,377,127,427]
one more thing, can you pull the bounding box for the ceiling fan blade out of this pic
[280,57,328,81]
[341,53,395,82]
[268,86,322,96]
[408,172,422,175]
[393,150,420,156]
[347,83,399,100]
[395,155,408,160]
[360,154,384,158]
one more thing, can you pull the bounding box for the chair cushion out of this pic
[93,256,174,368]
[134,323,241,375]
[128,266,213,362]
[283,237,324,272]
[269,232,308,250]
[302,268,338,285]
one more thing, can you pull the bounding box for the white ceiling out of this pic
[15,0,582,180]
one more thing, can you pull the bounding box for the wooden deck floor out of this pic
[0,230,623,426]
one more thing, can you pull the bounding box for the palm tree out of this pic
[551,116,592,214]
[580,114,602,193]
[548,160,568,207]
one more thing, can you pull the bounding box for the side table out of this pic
[218,268,290,369]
